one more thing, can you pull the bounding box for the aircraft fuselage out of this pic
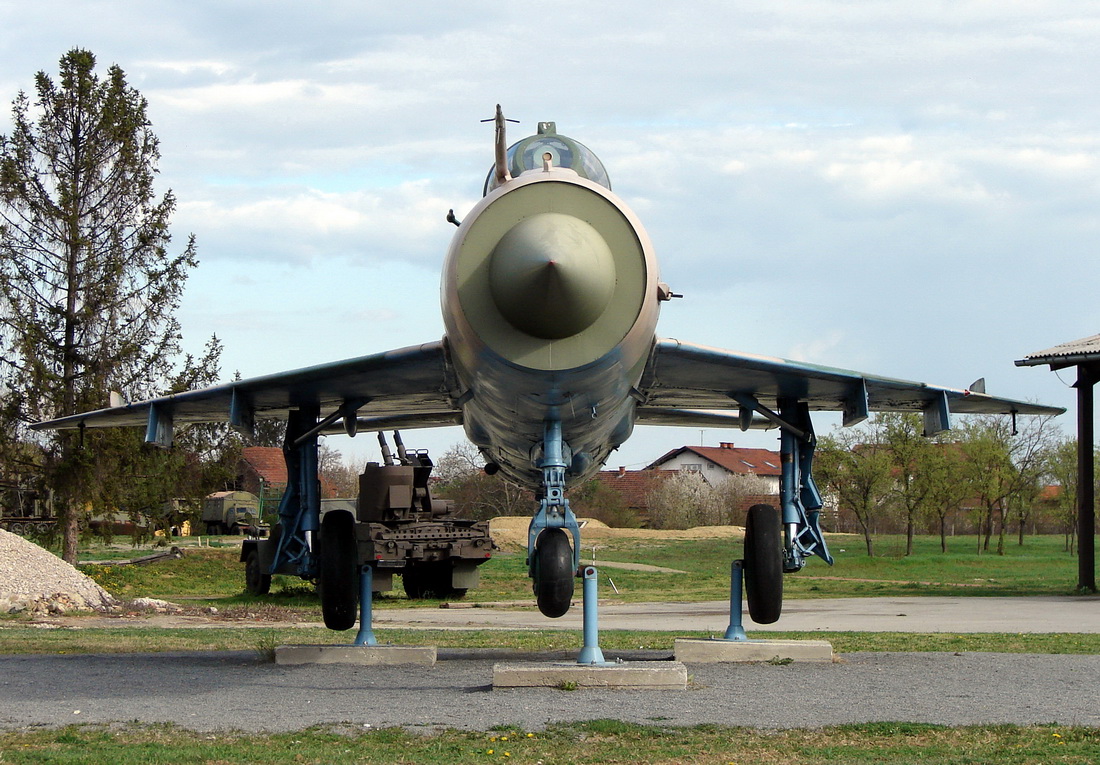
[441,164,661,490]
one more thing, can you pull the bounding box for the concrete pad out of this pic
[674,637,833,663]
[493,660,687,689]
[275,644,436,666]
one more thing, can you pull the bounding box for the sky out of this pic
[2,1,1098,470]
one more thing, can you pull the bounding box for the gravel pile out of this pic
[0,528,117,614]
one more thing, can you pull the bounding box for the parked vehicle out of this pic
[241,434,494,605]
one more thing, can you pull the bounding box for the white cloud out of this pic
[137,59,236,77]
[177,180,459,265]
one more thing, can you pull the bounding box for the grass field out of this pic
[0,721,1097,764]
[0,626,1097,656]
[73,532,1084,611]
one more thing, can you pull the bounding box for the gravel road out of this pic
[1,649,1096,732]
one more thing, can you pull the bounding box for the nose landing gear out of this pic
[527,419,581,618]
[532,527,575,618]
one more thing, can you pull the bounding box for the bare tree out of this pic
[433,441,530,520]
[880,413,936,556]
[816,420,895,556]
[957,415,1057,555]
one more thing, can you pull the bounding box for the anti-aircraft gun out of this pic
[240,432,494,615]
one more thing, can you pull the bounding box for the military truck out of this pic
[240,433,494,601]
[202,491,265,536]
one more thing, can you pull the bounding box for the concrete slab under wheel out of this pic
[674,638,833,663]
[492,660,688,689]
[275,644,437,666]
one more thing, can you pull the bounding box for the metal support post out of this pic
[577,566,607,665]
[723,559,748,641]
[1077,365,1097,592]
[354,566,378,647]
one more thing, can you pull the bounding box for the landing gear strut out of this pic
[528,420,581,618]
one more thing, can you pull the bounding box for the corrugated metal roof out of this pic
[1016,333,1100,368]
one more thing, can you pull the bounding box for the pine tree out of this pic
[0,49,214,561]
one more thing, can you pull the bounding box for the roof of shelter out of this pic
[1017,333,1100,369]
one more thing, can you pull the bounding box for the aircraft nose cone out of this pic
[489,213,616,339]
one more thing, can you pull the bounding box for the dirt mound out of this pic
[488,516,744,549]
[0,528,118,614]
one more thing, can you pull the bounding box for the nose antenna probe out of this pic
[482,104,519,188]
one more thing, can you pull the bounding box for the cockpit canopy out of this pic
[484,122,611,195]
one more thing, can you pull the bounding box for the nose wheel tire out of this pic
[744,503,783,624]
[318,510,359,631]
[533,528,575,618]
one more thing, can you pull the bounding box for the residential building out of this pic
[647,442,782,492]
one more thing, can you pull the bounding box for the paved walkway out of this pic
[1,650,1097,731]
[377,595,1100,633]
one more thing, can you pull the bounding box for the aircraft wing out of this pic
[30,341,458,443]
[637,338,1064,433]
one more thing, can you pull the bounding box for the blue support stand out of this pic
[354,566,378,647]
[723,559,748,641]
[577,566,609,665]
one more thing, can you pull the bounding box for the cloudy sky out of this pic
[2,2,1097,468]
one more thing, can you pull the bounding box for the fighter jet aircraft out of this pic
[34,106,1063,627]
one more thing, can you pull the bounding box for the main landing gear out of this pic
[743,503,783,624]
[318,509,359,630]
[731,396,836,624]
[527,420,582,618]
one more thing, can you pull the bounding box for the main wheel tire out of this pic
[318,510,359,630]
[402,563,468,600]
[244,549,271,595]
[402,568,427,599]
[533,528,575,618]
[744,503,783,624]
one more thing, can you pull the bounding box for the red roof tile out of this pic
[648,443,782,477]
[241,447,287,484]
[591,468,675,508]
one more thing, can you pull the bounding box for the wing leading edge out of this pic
[638,338,1064,434]
[30,341,458,445]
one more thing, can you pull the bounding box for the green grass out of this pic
[591,532,1083,600]
[0,626,1096,656]
[72,533,1085,613]
[0,721,1096,764]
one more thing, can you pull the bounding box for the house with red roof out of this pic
[646,442,782,492]
[235,447,341,517]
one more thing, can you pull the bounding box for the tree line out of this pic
[816,412,1080,556]
[430,412,1085,561]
